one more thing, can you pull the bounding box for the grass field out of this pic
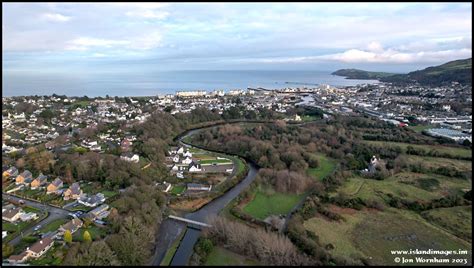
[306,154,336,181]
[408,124,435,133]
[363,140,472,159]
[242,189,303,220]
[304,207,472,265]
[337,172,471,204]
[421,206,472,242]
[405,155,472,172]
[205,246,260,266]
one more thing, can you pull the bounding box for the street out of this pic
[2,193,70,246]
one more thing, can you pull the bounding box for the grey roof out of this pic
[20,170,32,179]
[50,178,63,187]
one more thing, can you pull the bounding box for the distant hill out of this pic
[332,58,472,86]
[381,58,472,86]
[331,69,396,80]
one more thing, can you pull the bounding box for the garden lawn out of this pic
[243,190,302,220]
[170,185,186,195]
[39,218,69,234]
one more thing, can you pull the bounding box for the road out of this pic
[2,193,70,246]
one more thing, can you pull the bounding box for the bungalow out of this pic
[30,174,48,189]
[120,152,140,163]
[8,251,29,264]
[3,166,18,178]
[2,207,23,222]
[26,236,54,259]
[187,183,212,191]
[47,178,64,194]
[19,212,38,222]
[15,170,33,185]
[78,193,106,207]
[58,218,83,235]
[63,182,82,200]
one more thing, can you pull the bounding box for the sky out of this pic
[2,2,472,75]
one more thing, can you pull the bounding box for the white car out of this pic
[33,225,42,231]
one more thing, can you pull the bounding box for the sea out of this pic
[2,70,379,97]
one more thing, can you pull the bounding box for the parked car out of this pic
[33,225,42,231]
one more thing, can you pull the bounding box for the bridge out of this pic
[168,215,212,229]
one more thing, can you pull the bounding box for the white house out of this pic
[181,157,193,165]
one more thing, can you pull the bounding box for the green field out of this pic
[405,155,472,172]
[304,207,472,265]
[363,140,472,159]
[170,185,186,195]
[408,124,435,133]
[242,189,303,220]
[421,206,472,242]
[306,154,336,181]
[205,246,260,266]
[337,172,471,204]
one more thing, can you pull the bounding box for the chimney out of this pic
[40,240,43,244]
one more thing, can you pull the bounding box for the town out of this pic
[2,80,472,265]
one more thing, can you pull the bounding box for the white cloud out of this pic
[319,47,472,63]
[65,32,163,51]
[126,10,169,20]
[42,13,71,22]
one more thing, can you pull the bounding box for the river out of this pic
[150,127,260,266]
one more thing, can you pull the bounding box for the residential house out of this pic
[78,193,106,207]
[181,156,193,165]
[63,182,82,200]
[15,170,32,185]
[171,164,188,172]
[188,162,202,172]
[26,236,54,259]
[58,218,83,235]
[30,174,48,189]
[2,207,23,222]
[120,138,132,152]
[8,251,29,264]
[120,152,140,163]
[85,204,110,221]
[183,150,193,158]
[47,178,64,194]
[19,212,38,222]
[3,166,18,178]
